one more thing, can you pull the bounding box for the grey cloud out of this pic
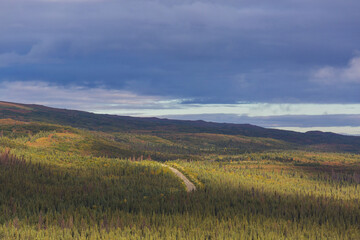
[0,0,360,103]
[1,0,358,59]
[0,81,165,111]
[0,41,63,67]
[311,57,360,84]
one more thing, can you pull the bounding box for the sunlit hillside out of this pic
[0,103,359,239]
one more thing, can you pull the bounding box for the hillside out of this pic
[1,101,360,153]
[1,101,360,239]
[0,118,292,162]
[1,117,360,239]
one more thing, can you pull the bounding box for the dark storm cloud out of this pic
[0,0,360,103]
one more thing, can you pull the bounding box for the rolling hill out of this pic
[1,100,360,239]
[1,100,359,154]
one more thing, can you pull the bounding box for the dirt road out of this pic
[164,165,196,192]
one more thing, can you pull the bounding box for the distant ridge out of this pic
[1,101,360,152]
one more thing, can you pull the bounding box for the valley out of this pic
[0,102,359,239]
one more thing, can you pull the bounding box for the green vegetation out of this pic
[1,101,360,152]
[0,103,360,239]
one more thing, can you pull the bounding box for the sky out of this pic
[1,0,360,135]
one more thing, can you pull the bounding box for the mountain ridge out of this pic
[1,100,360,152]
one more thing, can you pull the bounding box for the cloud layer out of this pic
[0,0,360,103]
[1,80,360,135]
[0,81,165,111]
[0,0,360,134]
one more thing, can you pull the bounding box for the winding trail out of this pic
[163,165,196,192]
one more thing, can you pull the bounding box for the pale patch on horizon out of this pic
[275,126,360,136]
[2,81,360,118]
[96,103,360,118]
[0,81,165,110]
